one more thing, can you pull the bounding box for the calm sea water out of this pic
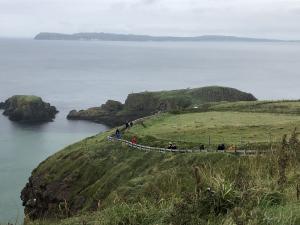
[1,39,300,222]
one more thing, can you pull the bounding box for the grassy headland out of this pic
[21,100,300,225]
[67,86,256,126]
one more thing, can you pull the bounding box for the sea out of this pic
[0,38,300,223]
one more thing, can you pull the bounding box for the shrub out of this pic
[169,178,241,225]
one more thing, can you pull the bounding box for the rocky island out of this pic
[0,95,58,122]
[67,86,257,126]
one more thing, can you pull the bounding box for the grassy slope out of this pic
[124,111,300,148]
[25,131,300,225]
[24,100,300,225]
[147,86,256,104]
[30,132,238,208]
[194,100,300,114]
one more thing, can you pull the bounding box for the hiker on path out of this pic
[131,136,137,144]
[168,142,173,149]
[125,122,130,129]
[172,143,177,149]
[217,144,225,151]
[115,129,121,139]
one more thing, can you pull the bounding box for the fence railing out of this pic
[107,136,265,155]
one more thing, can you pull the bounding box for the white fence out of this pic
[107,136,262,155]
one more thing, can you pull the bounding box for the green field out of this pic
[205,100,300,114]
[123,111,300,148]
[182,100,300,114]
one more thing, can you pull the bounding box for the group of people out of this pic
[115,123,228,152]
[114,120,138,145]
[125,121,134,129]
[217,143,226,151]
[167,142,177,150]
[114,121,135,139]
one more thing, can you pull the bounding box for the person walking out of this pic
[115,129,121,139]
[131,136,137,144]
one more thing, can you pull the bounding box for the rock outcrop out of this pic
[0,101,5,109]
[21,174,84,220]
[67,100,126,126]
[1,95,58,122]
[67,86,257,127]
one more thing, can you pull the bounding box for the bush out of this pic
[169,179,241,225]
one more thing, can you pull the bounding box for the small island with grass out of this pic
[0,95,58,122]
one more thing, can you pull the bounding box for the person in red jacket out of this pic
[131,136,137,144]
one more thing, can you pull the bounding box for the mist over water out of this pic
[0,38,300,222]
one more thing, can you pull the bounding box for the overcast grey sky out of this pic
[1,0,300,39]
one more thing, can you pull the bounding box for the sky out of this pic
[1,0,300,39]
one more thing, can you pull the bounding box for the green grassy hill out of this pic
[67,86,256,126]
[23,101,300,225]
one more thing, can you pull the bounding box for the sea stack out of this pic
[1,95,58,122]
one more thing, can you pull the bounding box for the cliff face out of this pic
[67,100,127,126]
[1,95,58,122]
[0,101,5,109]
[67,86,257,126]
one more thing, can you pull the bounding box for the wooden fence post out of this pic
[297,183,300,201]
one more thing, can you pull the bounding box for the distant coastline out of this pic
[34,32,297,42]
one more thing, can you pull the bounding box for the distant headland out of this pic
[34,32,295,42]
[67,86,257,126]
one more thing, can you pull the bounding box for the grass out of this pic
[24,139,300,224]
[124,111,300,147]
[126,86,256,106]
[20,101,300,225]
[22,128,300,225]
[181,100,300,115]
[10,95,42,103]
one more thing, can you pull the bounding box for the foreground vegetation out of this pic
[20,100,300,225]
[22,132,300,224]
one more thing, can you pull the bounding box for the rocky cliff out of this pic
[1,95,58,122]
[67,86,257,126]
